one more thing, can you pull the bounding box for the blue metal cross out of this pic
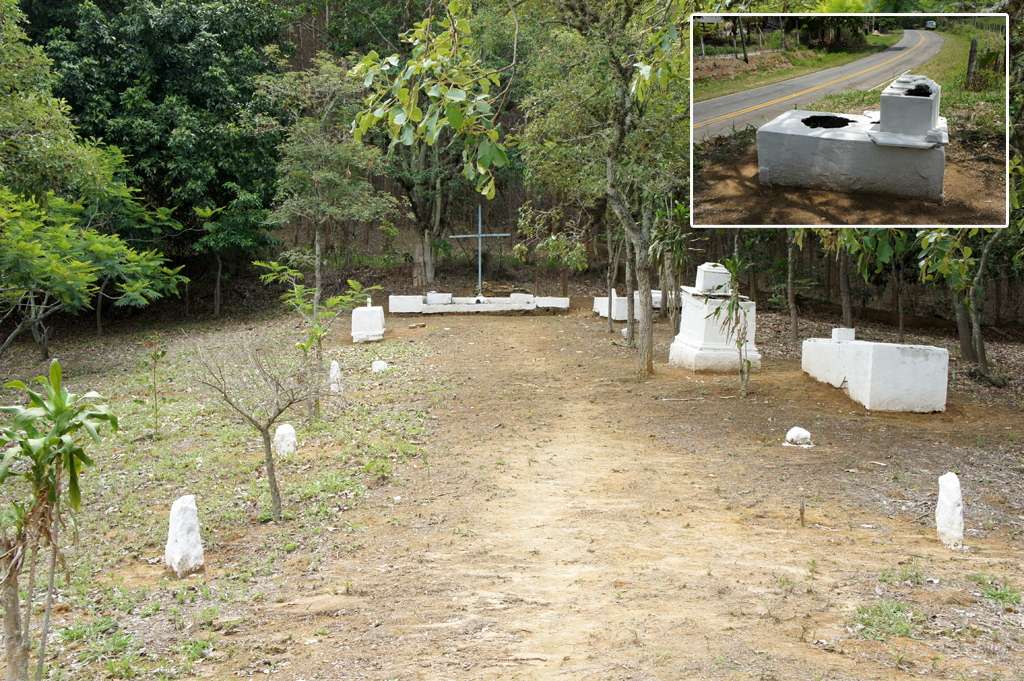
[448,205,510,297]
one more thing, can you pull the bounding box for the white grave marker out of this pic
[329,360,343,394]
[936,472,964,550]
[165,495,204,577]
[274,424,297,457]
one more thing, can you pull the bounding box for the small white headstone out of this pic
[372,360,388,373]
[165,495,204,578]
[936,472,964,550]
[831,327,855,341]
[329,360,343,394]
[274,424,297,457]
[785,427,812,446]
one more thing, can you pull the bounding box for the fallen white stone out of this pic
[372,360,388,373]
[936,472,964,550]
[274,424,297,457]
[329,360,343,394]
[785,427,813,447]
[165,495,204,578]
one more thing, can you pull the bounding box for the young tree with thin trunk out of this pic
[195,336,310,522]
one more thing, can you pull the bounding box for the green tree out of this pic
[516,0,687,379]
[0,360,118,681]
[0,0,109,201]
[32,0,286,253]
[351,0,510,287]
[194,186,279,318]
[0,189,185,360]
[257,54,397,325]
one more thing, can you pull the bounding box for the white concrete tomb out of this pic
[936,472,964,550]
[351,298,385,343]
[389,293,568,314]
[273,424,297,456]
[165,495,204,578]
[757,75,948,200]
[801,329,948,412]
[668,263,760,372]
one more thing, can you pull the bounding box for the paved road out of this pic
[693,30,945,141]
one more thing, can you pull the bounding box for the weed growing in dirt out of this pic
[851,598,923,640]
[967,572,1022,605]
[880,557,925,585]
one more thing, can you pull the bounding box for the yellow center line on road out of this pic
[696,31,927,127]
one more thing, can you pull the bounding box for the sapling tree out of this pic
[194,336,309,522]
[710,258,753,398]
[0,360,118,681]
[254,261,378,418]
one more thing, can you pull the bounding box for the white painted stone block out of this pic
[510,293,534,304]
[801,338,948,412]
[694,262,731,295]
[936,472,963,550]
[757,109,947,200]
[880,75,942,137]
[786,427,812,446]
[536,297,570,309]
[831,327,855,341]
[425,291,452,305]
[668,284,760,373]
[329,360,342,394]
[274,424,297,457]
[165,495,204,578]
[371,360,388,373]
[351,302,385,342]
[389,295,424,313]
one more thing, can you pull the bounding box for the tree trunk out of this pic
[966,37,979,90]
[747,262,758,305]
[839,251,853,328]
[632,203,656,379]
[561,266,568,298]
[968,229,1006,376]
[3,557,28,681]
[261,427,282,522]
[787,236,798,343]
[96,278,107,336]
[625,237,635,346]
[953,288,977,363]
[738,18,749,63]
[659,254,668,319]
[313,222,322,319]
[606,223,622,334]
[214,253,223,317]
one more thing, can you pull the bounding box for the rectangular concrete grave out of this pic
[389,295,424,313]
[757,75,948,201]
[351,299,385,342]
[425,291,452,305]
[391,293,569,315]
[802,330,948,412]
[669,263,760,373]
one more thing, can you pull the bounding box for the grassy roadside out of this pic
[693,33,902,103]
[811,25,1006,154]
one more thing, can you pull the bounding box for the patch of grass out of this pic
[967,573,1022,605]
[852,598,924,640]
[693,124,759,180]
[880,557,925,586]
[694,34,902,102]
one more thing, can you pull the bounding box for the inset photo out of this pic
[691,14,1008,226]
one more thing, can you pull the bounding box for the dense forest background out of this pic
[2,0,1022,377]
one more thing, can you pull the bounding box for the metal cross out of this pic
[448,205,510,297]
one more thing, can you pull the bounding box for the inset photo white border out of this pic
[689,13,1009,228]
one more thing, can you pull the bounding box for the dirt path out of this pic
[259,311,1022,680]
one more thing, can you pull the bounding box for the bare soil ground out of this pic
[693,144,1006,226]
[2,302,1024,680]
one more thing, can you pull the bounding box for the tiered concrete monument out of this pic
[757,75,948,200]
[802,328,948,412]
[351,298,385,342]
[668,262,760,372]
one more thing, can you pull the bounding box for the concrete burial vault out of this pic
[802,328,948,412]
[757,75,949,200]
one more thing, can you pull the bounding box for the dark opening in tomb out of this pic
[802,115,853,129]
[905,84,932,97]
